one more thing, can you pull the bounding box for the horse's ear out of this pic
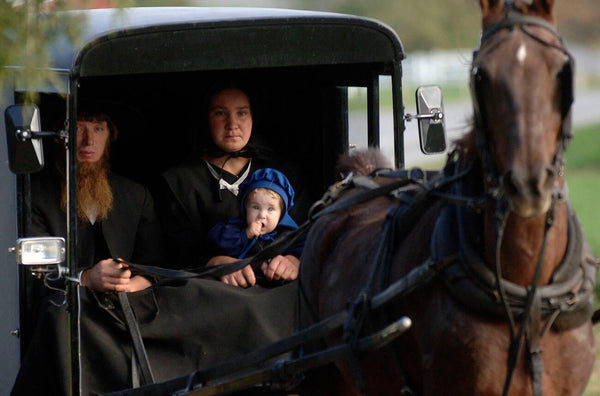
[479,0,505,28]
[529,0,556,24]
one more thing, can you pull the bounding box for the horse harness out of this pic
[308,151,595,396]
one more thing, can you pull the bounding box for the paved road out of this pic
[350,87,600,169]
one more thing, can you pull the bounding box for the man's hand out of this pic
[81,258,151,292]
[261,255,299,282]
[207,255,256,288]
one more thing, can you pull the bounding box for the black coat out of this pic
[16,170,167,385]
[158,159,267,268]
[30,170,165,268]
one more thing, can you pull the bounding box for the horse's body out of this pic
[297,1,597,395]
[300,198,594,395]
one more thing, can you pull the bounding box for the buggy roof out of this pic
[39,7,405,78]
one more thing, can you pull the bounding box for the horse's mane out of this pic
[335,148,392,177]
[335,127,476,179]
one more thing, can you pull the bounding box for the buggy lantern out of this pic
[12,237,66,273]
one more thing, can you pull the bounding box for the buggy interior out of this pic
[28,64,397,223]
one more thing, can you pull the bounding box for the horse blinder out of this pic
[470,60,501,186]
[558,55,574,120]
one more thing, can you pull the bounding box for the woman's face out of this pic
[208,88,253,153]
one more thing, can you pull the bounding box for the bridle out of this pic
[470,5,574,191]
[469,5,575,396]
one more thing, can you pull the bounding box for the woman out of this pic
[159,81,303,287]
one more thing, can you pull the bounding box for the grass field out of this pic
[565,123,600,262]
[566,123,600,396]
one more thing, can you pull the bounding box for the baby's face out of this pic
[245,189,283,235]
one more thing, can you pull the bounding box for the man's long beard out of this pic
[61,160,113,223]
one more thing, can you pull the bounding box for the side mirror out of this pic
[414,85,446,154]
[4,104,45,174]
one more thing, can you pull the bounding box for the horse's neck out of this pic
[483,202,568,286]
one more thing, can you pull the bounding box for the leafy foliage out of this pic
[0,0,139,100]
[0,1,85,101]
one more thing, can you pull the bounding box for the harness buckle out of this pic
[566,293,579,306]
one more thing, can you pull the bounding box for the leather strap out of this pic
[122,176,419,282]
[526,289,544,396]
[117,291,155,386]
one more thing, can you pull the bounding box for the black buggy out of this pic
[1,7,446,395]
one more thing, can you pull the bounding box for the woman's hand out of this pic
[261,255,299,282]
[207,255,257,288]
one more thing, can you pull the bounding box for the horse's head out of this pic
[472,0,573,217]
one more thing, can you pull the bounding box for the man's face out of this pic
[208,89,253,153]
[76,119,110,164]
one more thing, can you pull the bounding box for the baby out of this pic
[207,168,304,284]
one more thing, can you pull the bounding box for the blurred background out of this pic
[2,0,599,392]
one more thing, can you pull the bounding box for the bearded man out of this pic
[29,109,165,293]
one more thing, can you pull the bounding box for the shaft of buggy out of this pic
[175,316,411,396]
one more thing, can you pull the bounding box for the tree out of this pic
[0,0,143,102]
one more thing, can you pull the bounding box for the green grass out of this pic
[570,124,600,396]
[565,123,600,258]
[567,124,600,170]
[567,169,600,257]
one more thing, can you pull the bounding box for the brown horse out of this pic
[297,1,598,395]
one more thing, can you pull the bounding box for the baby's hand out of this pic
[246,220,262,239]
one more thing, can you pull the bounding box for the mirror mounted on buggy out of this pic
[4,103,68,174]
[404,85,447,154]
[4,104,44,174]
